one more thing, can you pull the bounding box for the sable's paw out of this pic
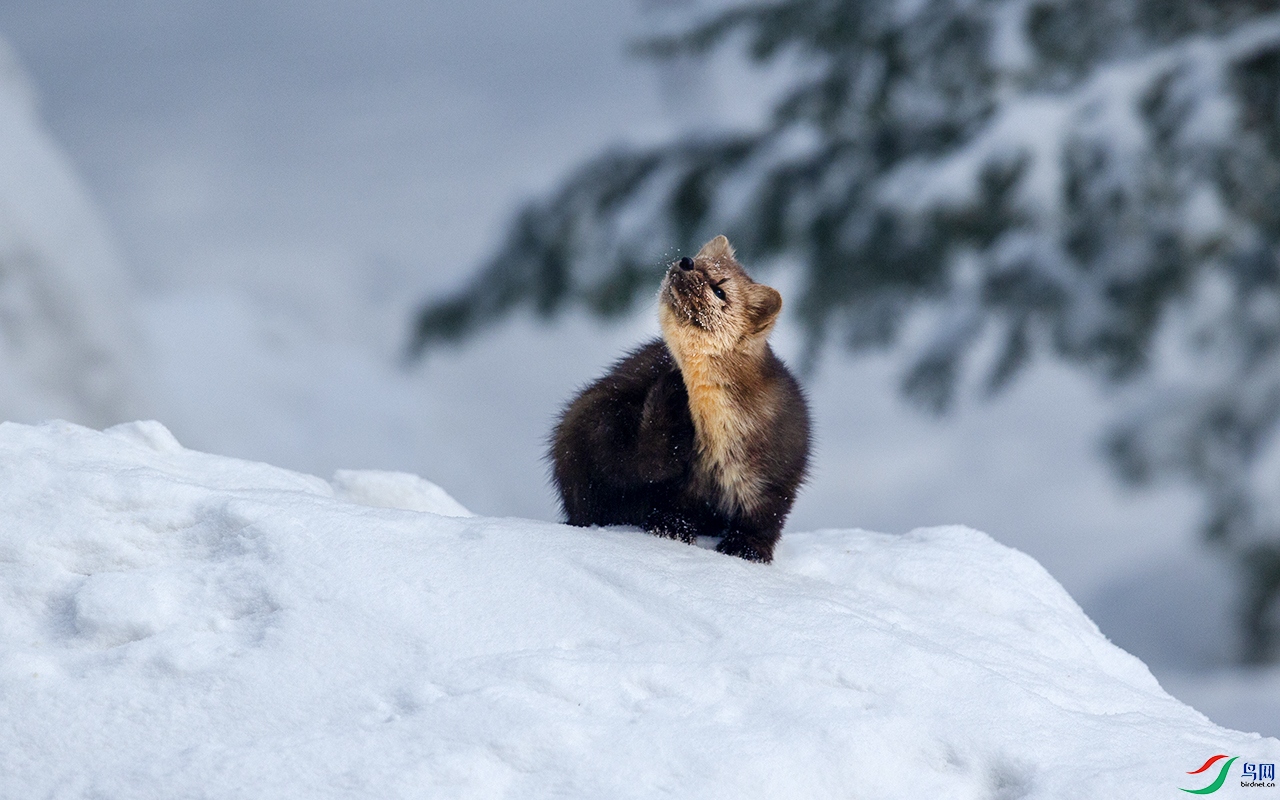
[715,535,772,563]
[643,511,699,544]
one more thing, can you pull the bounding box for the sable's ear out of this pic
[695,235,735,262]
[748,285,782,335]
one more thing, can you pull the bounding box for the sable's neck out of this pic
[657,296,776,429]
[674,344,766,391]
[664,334,773,420]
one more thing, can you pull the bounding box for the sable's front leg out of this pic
[716,495,792,563]
[715,528,778,563]
[631,370,694,483]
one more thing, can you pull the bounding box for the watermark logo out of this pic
[1181,755,1277,793]
[1243,762,1277,789]
[1182,755,1238,795]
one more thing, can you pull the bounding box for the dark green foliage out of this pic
[1241,543,1280,663]
[411,0,1280,661]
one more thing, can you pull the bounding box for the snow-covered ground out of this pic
[3,419,1275,798]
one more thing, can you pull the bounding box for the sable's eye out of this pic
[711,282,727,301]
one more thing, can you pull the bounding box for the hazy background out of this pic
[0,0,1270,734]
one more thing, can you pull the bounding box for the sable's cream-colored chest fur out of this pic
[669,343,777,515]
[657,235,786,516]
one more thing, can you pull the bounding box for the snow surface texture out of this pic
[2,420,1275,798]
[0,38,139,427]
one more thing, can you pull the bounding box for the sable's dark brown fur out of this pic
[550,236,810,562]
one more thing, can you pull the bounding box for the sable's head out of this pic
[658,235,782,357]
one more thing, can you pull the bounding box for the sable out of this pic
[550,235,811,562]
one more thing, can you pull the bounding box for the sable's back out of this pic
[768,347,811,485]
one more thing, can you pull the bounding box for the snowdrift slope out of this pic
[0,40,140,427]
[1,421,1275,798]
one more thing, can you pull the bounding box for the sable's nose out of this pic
[678,256,694,271]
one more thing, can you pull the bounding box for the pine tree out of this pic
[411,0,1280,662]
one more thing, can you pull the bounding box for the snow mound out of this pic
[331,468,473,517]
[0,420,1274,799]
[0,38,141,426]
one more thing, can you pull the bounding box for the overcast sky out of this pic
[0,0,669,295]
